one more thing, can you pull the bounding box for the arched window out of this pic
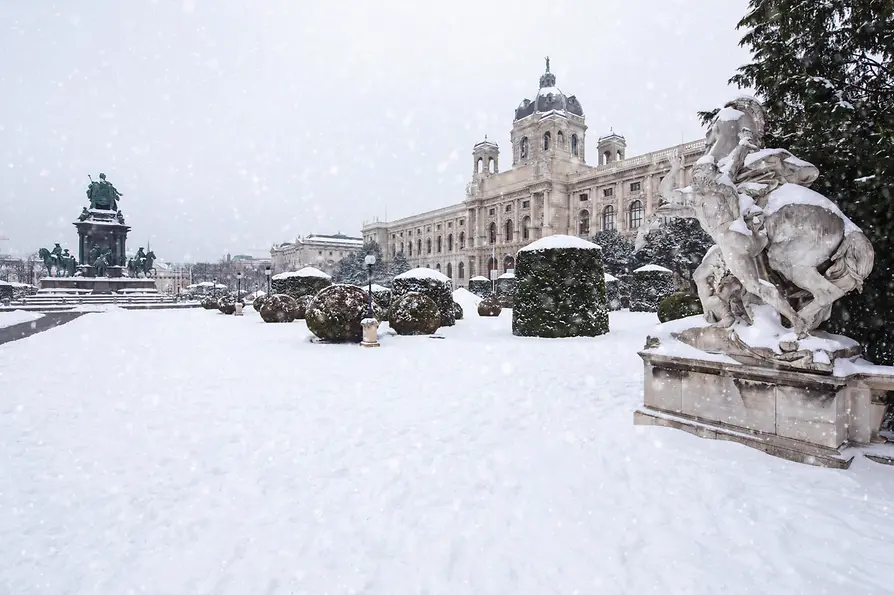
[417,239,422,254]
[504,255,515,272]
[571,134,579,156]
[579,210,590,235]
[459,231,465,249]
[408,242,413,256]
[603,205,616,231]
[603,150,611,164]
[437,236,442,253]
[458,261,465,279]
[520,137,529,158]
[543,131,551,151]
[617,150,624,162]
[448,234,453,251]
[427,238,432,254]
[487,257,497,275]
[557,131,564,148]
[629,200,644,229]
[435,263,441,272]
[488,157,495,173]
[504,219,513,242]
[522,216,531,240]
[447,263,452,278]
[477,158,483,173]
[489,222,497,244]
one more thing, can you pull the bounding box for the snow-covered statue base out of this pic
[634,97,893,468]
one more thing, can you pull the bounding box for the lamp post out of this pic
[213,277,218,298]
[235,271,244,316]
[265,266,271,296]
[360,253,380,347]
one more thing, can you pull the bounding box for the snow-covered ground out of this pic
[2,308,893,594]
[0,310,44,329]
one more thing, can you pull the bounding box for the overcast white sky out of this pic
[0,0,751,261]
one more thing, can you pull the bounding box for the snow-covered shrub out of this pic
[217,294,237,315]
[201,296,218,310]
[251,294,272,313]
[370,284,392,309]
[468,276,492,298]
[392,268,455,327]
[513,235,609,338]
[496,272,516,308]
[260,294,299,323]
[657,292,704,323]
[305,284,368,342]
[630,264,675,313]
[271,267,332,300]
[453,301,464,320]
[0,282,12,302]
[389,292,441,335]
[293,295,314,320]
[605,273,622,311]
[477,295,502,317]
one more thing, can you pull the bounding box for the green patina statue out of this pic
[78,207,90,221]
[86,172,123,211]
[93,249,111,277]
[126,246,157,278]
[38,244,78,277]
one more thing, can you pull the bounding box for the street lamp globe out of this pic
[364,254,376,267]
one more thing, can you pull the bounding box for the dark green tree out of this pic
[632,219,714,291]
[590,229,634,276]
[388,251,411,279]
[716,0,894,363]
[331,241,393,287]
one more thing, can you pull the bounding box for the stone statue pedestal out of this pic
[39,276,158,295]
[74,209,129,271]
[635,315,894,468]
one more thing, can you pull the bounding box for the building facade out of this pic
[270,233,364,275]
[362,62,706,287]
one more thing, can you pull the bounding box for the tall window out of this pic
[400,242,404,253]
[477,158,483,173]
[417,239,422,254]
[489,222,497,244]
[522,216,531,240]
[571,134,579,156]
[504,219,513,242]
[437,236,442,253]
[458,261,465,279]
[408,242,413,256]
[504,255,515,272]
[446,263,452,278]
[629,200,644,229]
[436,263,441,271]
[427,238,432,254]
[543,131,551,151]
[603,205,616,231]
[579,210,590,235]
[557,131,564,148]
[520,137,529,158]
[459,231,465,249]
[448,234,453,251]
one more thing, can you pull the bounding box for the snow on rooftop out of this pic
[633,264,673,273]
[538,86,561,96]
[518,235,601,253]
[272,267,331,280]
[394,267,450,282]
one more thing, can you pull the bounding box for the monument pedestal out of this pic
[636,316,894,468]
[74,209,129,269]
[39,277,158,295]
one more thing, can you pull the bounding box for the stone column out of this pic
[616,185,624,231]
[543,189,552,236]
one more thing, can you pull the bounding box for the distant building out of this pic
[152,260,190,294]
[270,233,364,275]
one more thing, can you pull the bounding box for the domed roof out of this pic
[514,61,584,121]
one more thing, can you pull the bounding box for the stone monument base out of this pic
[636,315,894,468]
[39,276,158,295]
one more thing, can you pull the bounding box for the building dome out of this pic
[514,60,584,121]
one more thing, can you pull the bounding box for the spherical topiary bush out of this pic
[453,301,464,320]
[251,294,272,313]
[496,272,516,307]
[260,294,299,323]
[293,295,314,320]
[630,264,675,313]
[305,284,369,342]
[513,235,609,338]
[605,273,622,311]
[658,292,704,323]
[217,294,237,315]
[271,267,332,300]
[468,276,492,298]
[389,292,441,335]
[201,296,219,310]
[392,268,455,327]
[477,294,502,317]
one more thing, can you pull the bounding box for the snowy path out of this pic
[0,310,44,330]
[1,309,893,594]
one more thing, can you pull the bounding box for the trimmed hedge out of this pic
[453,301,464,320]
[468,277,492,298]
[260,294,299,323]
[293,295,314,320]
[389,292,441,335]
[605,275,622,311]
[251,294,272,313]
[496,274,516,308]
[513,239,609,338]
[271,267,332,300]
[392,269,455,327]
[477,295,502,317]
[201,296,219,310]
[658,292,704,323]
[305,284,368,342]
[630,265,675,313]
[217,294,237,315]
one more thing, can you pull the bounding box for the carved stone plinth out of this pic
[39,276,157,295]
[74,209,129,269]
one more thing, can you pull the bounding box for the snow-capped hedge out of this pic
[271,267,332,300]
[217,294,237,315]
[369,284,392,309]
[513,235,609,338]
[389,292,441,335]
[629,264,675,312]
[201,296,219,310]
[305,284,368,342]
[260,294,299,323]
[496,272,516,308]
[392,268,455,327]
[605,273,622,311]
[468,276,492,298]
[657,292,703,323]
